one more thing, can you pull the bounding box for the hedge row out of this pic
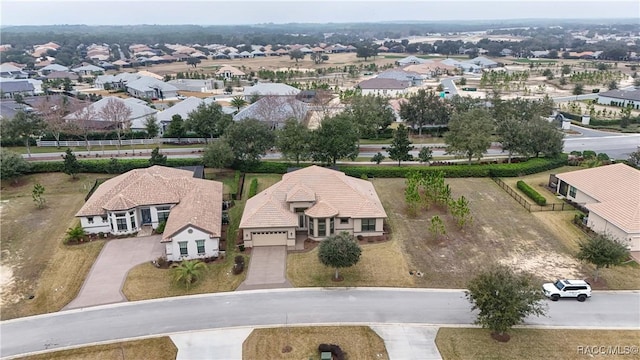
[28,158,203,174]
[247,178,259,198]
[516,180,547,206]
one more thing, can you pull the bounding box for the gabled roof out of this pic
[240,166,387,229]
[598,89,640,102]
[41,64,69,72]
[377,69,422,81]
[215,65,245,76]
[244,82,300,96]
[45,71,79,80]
[157,96,216,122]
[467,56,498,67]
[357,78,410,90]
[65,96,157,127]
[126,76,178,93]
[0,80,35,93]
[72,64,104,73]
[286,184,316,202]
[556,163,640,233]
[233,96,309,123]
[396,56,428,65]
[75,166,223,240]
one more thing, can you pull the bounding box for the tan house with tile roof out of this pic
[554,163,640,251]
[240,166,387,247]
[76,166,223,261]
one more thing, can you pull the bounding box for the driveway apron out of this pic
[64,235,164,310]
[237,246,291,290]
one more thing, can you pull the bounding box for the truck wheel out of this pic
[550,294,560,301]
[577,294,587,302]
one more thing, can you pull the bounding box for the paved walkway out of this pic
[236,246,292,291]
[170,325,442,359]
[65,235,164,309]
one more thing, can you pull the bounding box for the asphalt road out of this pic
[1,288,638,358]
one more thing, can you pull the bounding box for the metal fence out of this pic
[36,138,209,147]
[492,177,574,212]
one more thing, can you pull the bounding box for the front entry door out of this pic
[141,208,152,224]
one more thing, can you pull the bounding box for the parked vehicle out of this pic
[543,279,591,302]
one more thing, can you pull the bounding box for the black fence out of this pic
[492,178,574,212]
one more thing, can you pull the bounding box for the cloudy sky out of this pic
[1,0,639,26]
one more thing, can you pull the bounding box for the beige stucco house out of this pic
[239,166,387,247]
[554,163,640,251]
[76,166,223,261]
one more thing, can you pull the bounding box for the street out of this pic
[1,288,638,358]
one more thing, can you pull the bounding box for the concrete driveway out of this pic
[65,235,164,309]
[237,246,292,290]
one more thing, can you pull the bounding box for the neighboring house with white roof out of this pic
[95,72,141,90]
[65,96,158,131]
[0,79,35,98]
[467,56,499,68]
[243,83,301,100]
[168,79,222,92]
[71,64,105,75]
[240,165,387,247]
[126,76,179,100]
[396,55,428,66]
[233,96,309,129]
[40,64,70,74]
[357,78,410,97]
[215,65,246,79]
[597,89,640,109]
[553,163,640,251]
[0,63,28,79]
[76,166,223,261]
[156,96,217,131]
[377,69,423,86]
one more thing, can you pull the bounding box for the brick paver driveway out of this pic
[65,235,164,310]
[236,246,292,291]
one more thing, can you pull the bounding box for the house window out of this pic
[179,242,188,256]
[101,216,107,223]
[196,240,205,255]
[318,219,326,237]
[330,218,334,235]
[340,218,349,224]
[130,212,136,230]
[157,206,171,223]
[87,217,94,224]
[569,186,577,198]
[115,213,127,231]
[362,218,376,232]
[309,218,314,235]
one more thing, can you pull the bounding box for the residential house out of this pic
[0,63,28,79]
[467,56,499,68]
[0,80,35,98]
[65,96,158,131]
[156,96,217,132]
[553,163,640,251]
[377,69,423,86]
[40,64,70,74]
[596,89,640,109]
[215,65,246,79]
[233,96,309,129]
[357,78,410,97]
[403,61,456,78]
[395,56,427,66]
[500,49,514,57]
[95,72,141,90]
[72,64,105,76]
[76,166,223,262]
[168,79,222,92]
[243,83,301,100]
[126,76,179,100]
[239,165,387,247]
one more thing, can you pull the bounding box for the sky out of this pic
[1,0,639,26]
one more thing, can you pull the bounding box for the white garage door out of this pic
[251,231,288,246]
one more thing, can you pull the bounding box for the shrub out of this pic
[516,180,547,206]
[27,158,203,175]
[234,255,245,265]
[155,221,166,234]
[318,344,345,360]
[65,224,86,244]
[248,178,258,198]
[232,262,244,275]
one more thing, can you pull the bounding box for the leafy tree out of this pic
[607,80,618,90]
[627,149,640,168]
[400,89,449,136]
[149,147,167,165]
[276,118,311,165]
[186,57,201,68]
[62,148,81,179]
[202,139,235,169]
[404,175,421,216]
[542,69,554,80]
[185,102,232,140]
[577,233,630,281]
[346,95,394,139]
[166,114,186,141]
[371,152,385,164]
[311,114,359,165]
[310,53,329,64]
[521,118,564,158]
[561,64,572,75]
[289,49,305,63]
[224,118,276,165]
[143,114,159,138]
[445,108,494,164]
[387,124,414,166]
[466,265,547,341]
[172,260,207,290]
[317,232,362,281]
[32,183,46,209]
[428,215,446,241]
[450,196,473,228]
[224,85,233,94]
[65,224,86,243]
[417,147,433,164]
[0,149,30,184]
[100,98,132,152]
[572,83,584,95]
[34,95,73,148]
[2,110,45,157]
[355,44,377,61]
[230,96,247,112]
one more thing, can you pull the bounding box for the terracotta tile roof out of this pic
[556,163,640,233]
[76,166,223,239]
[357,78,410,90]
[305,201,338,218]
[286,184,316,202]
[240,166,387,229]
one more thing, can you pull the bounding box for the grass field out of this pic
[243,326,388,360]
[0,173,110,320]
[435,328,640,360]
[20,337,177,360]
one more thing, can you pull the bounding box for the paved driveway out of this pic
[65,235,164,309]
[237,246,292,290]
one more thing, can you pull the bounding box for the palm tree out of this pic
[172,260,207,290]
[230,96,247,112]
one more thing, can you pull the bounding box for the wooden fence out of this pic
[492,178,574,212]
[37,138,209,147]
